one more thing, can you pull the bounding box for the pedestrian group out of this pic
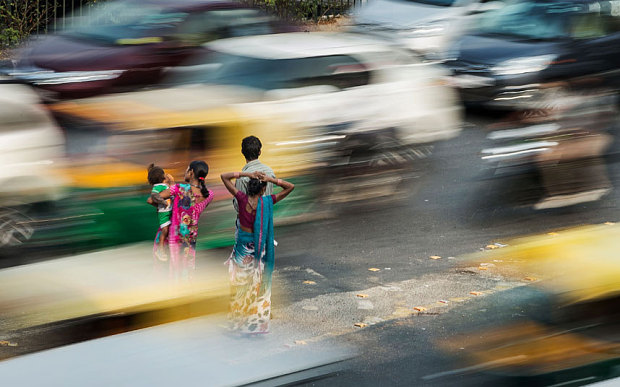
[147,136,294,334]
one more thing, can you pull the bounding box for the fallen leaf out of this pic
[523,276,537,282]
[413,306,427,312]
[429,256,441,260]
[470,291,483,296]
[368,268,381,272]
[303,280,316,285]
[354,322,368,328]
[0,341,8,346]
[356,294,369,298]
[438,300,449,304]
[7,343,17,347]
[478,266,488,271]
[485,245,499,250]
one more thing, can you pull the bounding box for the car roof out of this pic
[205,32,393,59]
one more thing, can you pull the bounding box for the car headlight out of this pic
[399,21,447,38]
[491,55,556,76]
[10,70,124,85]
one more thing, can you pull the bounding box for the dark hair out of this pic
[247,178,267,197]
[147,163,165,185]
[189,160,210,198]
[241,136,262,161]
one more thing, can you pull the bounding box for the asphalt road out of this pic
[264,112,620,386]
[2,112,619,386]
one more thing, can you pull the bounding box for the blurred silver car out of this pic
[0,79,65,248]
[353,0,503,59]
[169,31,463,147]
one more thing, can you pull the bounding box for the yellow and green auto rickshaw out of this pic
[439,223,620,385]
[40,95,323,252]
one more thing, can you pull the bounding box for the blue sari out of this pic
[227,195,275,334]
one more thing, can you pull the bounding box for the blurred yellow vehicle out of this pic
[440,223,620,385]
[47,90,321,251]
[0,244,230,360]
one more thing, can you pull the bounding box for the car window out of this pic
[477,0,620,40]
[569,3,620,39]
[476,1,582,40]
[64,2,187,43]
[168,52,371,90]
[571,13,608,38]
[74,126,219,166]
[175,9,274,44]
[282,56,370,89]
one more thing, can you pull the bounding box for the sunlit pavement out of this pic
[0,314,354,386]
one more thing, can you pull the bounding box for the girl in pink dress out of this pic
[149,161,213,280]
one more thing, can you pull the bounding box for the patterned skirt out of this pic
[226,232,271,334]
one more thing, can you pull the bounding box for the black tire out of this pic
[0,208,34,248]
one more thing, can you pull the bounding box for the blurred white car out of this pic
[76,32,462,150]
[197,32,463,147]
[352,0,503,59]
[0,79,65,247]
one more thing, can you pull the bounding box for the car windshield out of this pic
[403,0,456,6]
[475,1,591,40]
[63,4,275,45]
[166,51,368,90]
[63,2,187,43]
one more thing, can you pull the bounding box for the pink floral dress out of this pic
[165,183,213,279]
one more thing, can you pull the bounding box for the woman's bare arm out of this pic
[258,173,294,203]
[220,172,258,196]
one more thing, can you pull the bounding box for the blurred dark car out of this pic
[8,0,291,99]
[445,0,620,108]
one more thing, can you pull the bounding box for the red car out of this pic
[11,0,292,99]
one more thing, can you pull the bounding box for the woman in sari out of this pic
[149,160,214,280]
[220,170,294,334]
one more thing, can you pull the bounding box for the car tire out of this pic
[0,208,34,248]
